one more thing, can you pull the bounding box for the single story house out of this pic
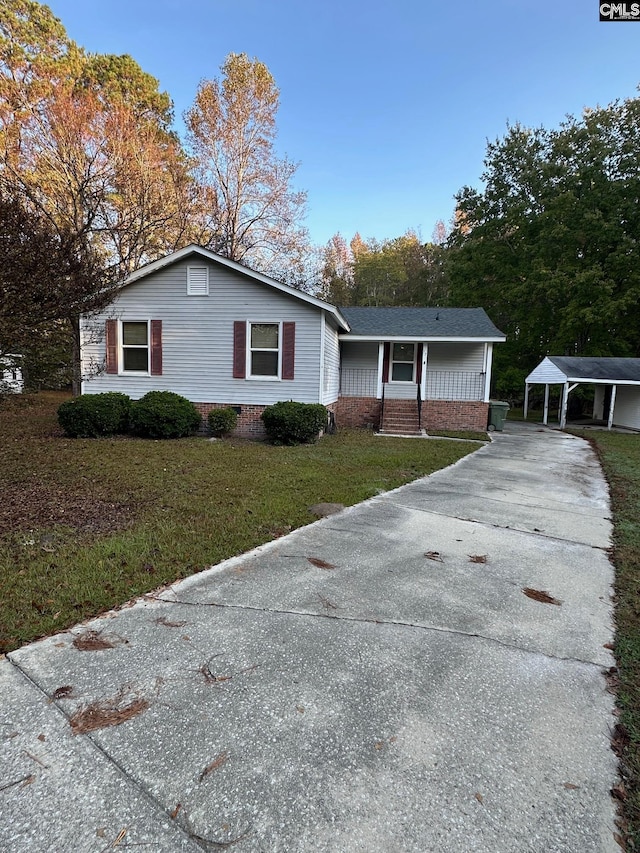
[81,245,505,436]
[525,356,640,430]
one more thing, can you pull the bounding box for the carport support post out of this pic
[543,384,550,425]
[560,383,579,429]
[560,382,569,429]
[607,384,617,430]
[524,383,529,420]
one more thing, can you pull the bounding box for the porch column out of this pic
[483,343,493,402]
[607,384,617,430]
[524,383,529,420]
[421,343,428,400]
[543,384,550,425]
[376,343,384,399]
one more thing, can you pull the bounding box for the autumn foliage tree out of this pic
[185,53,308,277]
[0,0,195,390]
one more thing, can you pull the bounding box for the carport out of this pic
[525,356,640,430]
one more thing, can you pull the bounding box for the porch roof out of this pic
[338,307,505,341]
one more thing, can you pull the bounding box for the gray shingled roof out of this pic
[339,306,505,339]
[549,356,640,382]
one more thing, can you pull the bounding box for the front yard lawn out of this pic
[0,392,479,652]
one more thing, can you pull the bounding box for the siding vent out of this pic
[187,266,209,296]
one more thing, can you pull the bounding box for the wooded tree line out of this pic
[1,0,639,396]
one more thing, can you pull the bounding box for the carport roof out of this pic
[527,356,640,385]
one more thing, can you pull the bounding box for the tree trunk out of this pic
[70,315,82,396]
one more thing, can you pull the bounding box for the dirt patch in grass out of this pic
[0,483,135,535]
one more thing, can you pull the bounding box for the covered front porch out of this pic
[337,340,493,434]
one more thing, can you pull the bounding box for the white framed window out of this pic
[187,265,209,295]
[249,322,280,378]
[391,342,416,382]
[121,321,149,373]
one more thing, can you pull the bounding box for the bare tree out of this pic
[185,53,308,276]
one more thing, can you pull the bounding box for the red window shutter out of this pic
[105,319,117,374]
[150,320,163,375]
[282,322,295,380]
[233,321,246,378]
[382,342,390,384]
[416,343,423,386]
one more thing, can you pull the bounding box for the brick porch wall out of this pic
[194,402,267,439]
[421,400,489,431]
[334,397,382,430]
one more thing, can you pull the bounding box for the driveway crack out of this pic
[147,595,608,670]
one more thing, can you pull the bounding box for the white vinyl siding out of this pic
[81,261,322,404]
[187,266,209,296]
[322,319,340,404]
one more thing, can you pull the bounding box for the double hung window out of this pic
[122,321,149,372]
[250,323,280,377]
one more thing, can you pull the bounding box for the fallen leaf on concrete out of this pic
[153,615,187,628]
[317,593,338,610]
[51,685,75,701]
[170,803,181,819]
[474,792,484,804]
[604,642,615,651]
[113,828,127,846]
[72,630,119,651]
[563,782,580,790]
[307,557,337,570]
[69,692,149,735]
[522,587,562,606]
[468,554,488,564]
[199,752,229,782]
[37,734,45,742]
[424,551,444,562]
[374,741,385,750]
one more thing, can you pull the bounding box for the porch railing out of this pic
[339,368,485,402]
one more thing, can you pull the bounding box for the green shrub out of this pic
[261,401,327,445]
[57,392,131,438]
[129,391,201,439]
[208,407,238,437]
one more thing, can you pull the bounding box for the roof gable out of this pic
[122,245,349,330]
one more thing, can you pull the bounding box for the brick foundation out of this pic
[421,400,489,432]
[335,396,488,432]
[334,396,382,430]
[194,402,267,439]
[193,398,489,439]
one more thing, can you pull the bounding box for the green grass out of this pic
[586,431,640,847]
[0,392,478,652]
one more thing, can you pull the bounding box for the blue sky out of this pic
[48,0,639,247]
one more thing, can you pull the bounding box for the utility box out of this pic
[488,401,510,431]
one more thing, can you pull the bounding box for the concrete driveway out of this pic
[1,423,618,852]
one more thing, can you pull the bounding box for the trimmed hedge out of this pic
[261,401,327,445]
[58,392,131,438]
[129,391,201,439]
[208,407,238,437]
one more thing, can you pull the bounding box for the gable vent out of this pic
[187,265,209,296]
